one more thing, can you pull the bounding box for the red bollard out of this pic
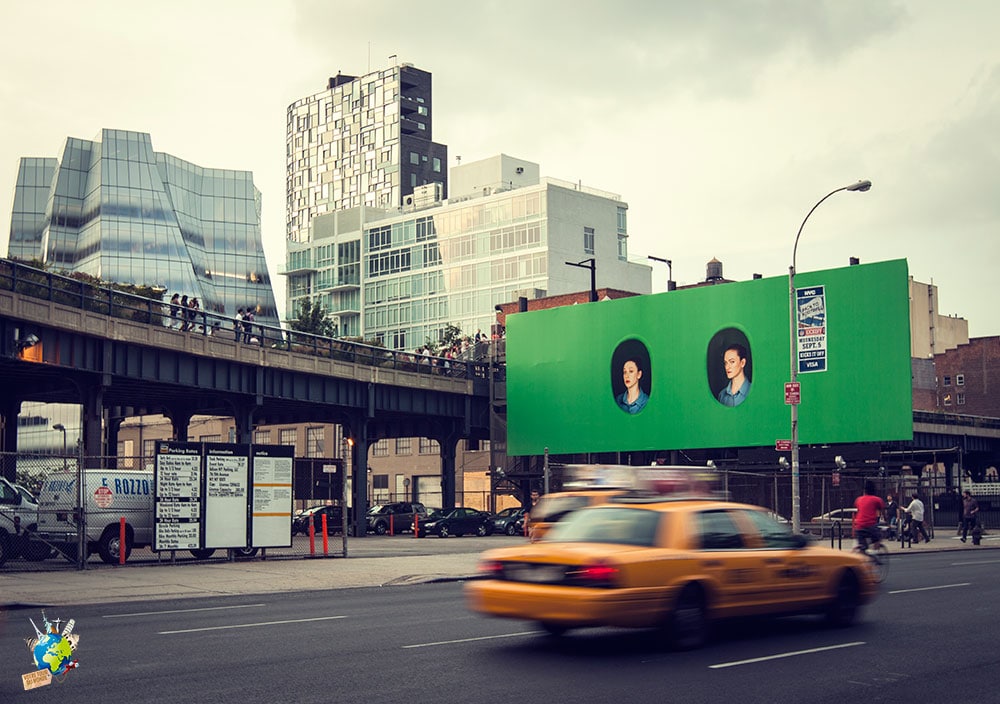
[413,513,419,538]
[119,517,126,565]
[321,513,329,554]
[308,518,316,556]
[390,514,395,536]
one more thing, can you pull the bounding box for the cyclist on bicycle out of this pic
[853,480,886,551]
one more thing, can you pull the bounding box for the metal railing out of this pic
[0,258,496,381]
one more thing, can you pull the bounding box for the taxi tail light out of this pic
[478,560,506,578]
[569,563,620,588]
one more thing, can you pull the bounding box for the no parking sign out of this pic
[93,485,113,508]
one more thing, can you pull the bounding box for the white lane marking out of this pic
[709,642,864,669]
[952,559,1000,566]
[159,615,347,634]
[888,582,970,595]
[403,631,541,649]
[105,604,266,618]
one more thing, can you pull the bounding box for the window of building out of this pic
[432,157,441,173]
[617,206,627,234]
[306,427,324,458]
[583,227,595,255]
[419,437,440,454]
[143,439,156,460]
[254,429,271,445]
[199,434,222,443]
[956,374,965,386]
[957,393,966,406]
[395,437,412,454]
[617,233,627,261]
[409,152,419,165]
[943,375,951,386]
[943,393,952,406]
[279,428,297,446]
[373,439,389,457]
[372,474,389,489]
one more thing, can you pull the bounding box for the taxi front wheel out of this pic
[667,585,708,650]
[825,572,860,627]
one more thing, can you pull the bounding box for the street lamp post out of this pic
[565,258,597,302]
[647,255,676,291]
[789,180,871,533]
[53,423,68,471]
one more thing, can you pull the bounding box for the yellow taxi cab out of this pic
[466,478,879,649]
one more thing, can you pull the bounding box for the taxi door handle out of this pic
[702,560,723,568]
[763,558,783,565]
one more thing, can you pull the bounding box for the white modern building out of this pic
[284,154,652,349]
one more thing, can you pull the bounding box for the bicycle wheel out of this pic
[867,544,889,583]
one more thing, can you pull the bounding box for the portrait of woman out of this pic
[611,339,652,414]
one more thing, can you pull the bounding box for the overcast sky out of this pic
[1,1,996,336]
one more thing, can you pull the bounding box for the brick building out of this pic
[921,336,1000,417]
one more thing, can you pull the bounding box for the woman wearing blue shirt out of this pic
[617,359,649,414]
[717,344,751,407]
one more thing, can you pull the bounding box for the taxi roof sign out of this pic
[561,464,722,497]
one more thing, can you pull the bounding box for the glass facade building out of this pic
[7,129,278,324]
[286,63,448,246]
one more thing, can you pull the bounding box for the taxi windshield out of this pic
[545,506,661,547]
[530,495,592,522]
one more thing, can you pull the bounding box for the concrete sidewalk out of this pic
[1,532,995,609]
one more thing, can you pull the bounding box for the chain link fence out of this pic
[2,452,991,573]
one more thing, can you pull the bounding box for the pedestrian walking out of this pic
[235,308,244,342]
[243,306,255,344]
[187,297,201,332]
[169,293,181,329]
[961,490,980,543]
[903,492,931,543]
[886,493,900,538]
[178,295,189,331]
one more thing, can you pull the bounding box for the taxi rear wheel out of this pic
[826,572,860,627]
[667,585,708,650]
[539,622,569,637]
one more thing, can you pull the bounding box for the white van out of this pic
[0,475,46,566]
[36,469,159,564]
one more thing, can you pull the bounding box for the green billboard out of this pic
[506,259,912,455]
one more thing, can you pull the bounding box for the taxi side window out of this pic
[696,510,745,550]
[741,509,801,549]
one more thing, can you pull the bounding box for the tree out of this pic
[424,323,463,355]
[289,297,337,338]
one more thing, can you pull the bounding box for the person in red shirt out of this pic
[853,480,886,551]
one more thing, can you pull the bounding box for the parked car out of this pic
[417,507,493,538]
[292,505,349,535]
[492,507,526,536]
[466,496,879,648]
[366,502,427,535]
[810,508,857,523]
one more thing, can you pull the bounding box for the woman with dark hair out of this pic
[717,343,751,407]
[617,359,649,414]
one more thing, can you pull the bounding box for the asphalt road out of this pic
[3,551,997,703]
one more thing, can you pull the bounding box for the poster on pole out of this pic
[203,443,250,549]
[153,442,202,551]
[249,445,294,548]
[796,285,827,373]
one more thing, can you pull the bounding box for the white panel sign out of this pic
[250,448,294,548]
[204,445,249,549]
